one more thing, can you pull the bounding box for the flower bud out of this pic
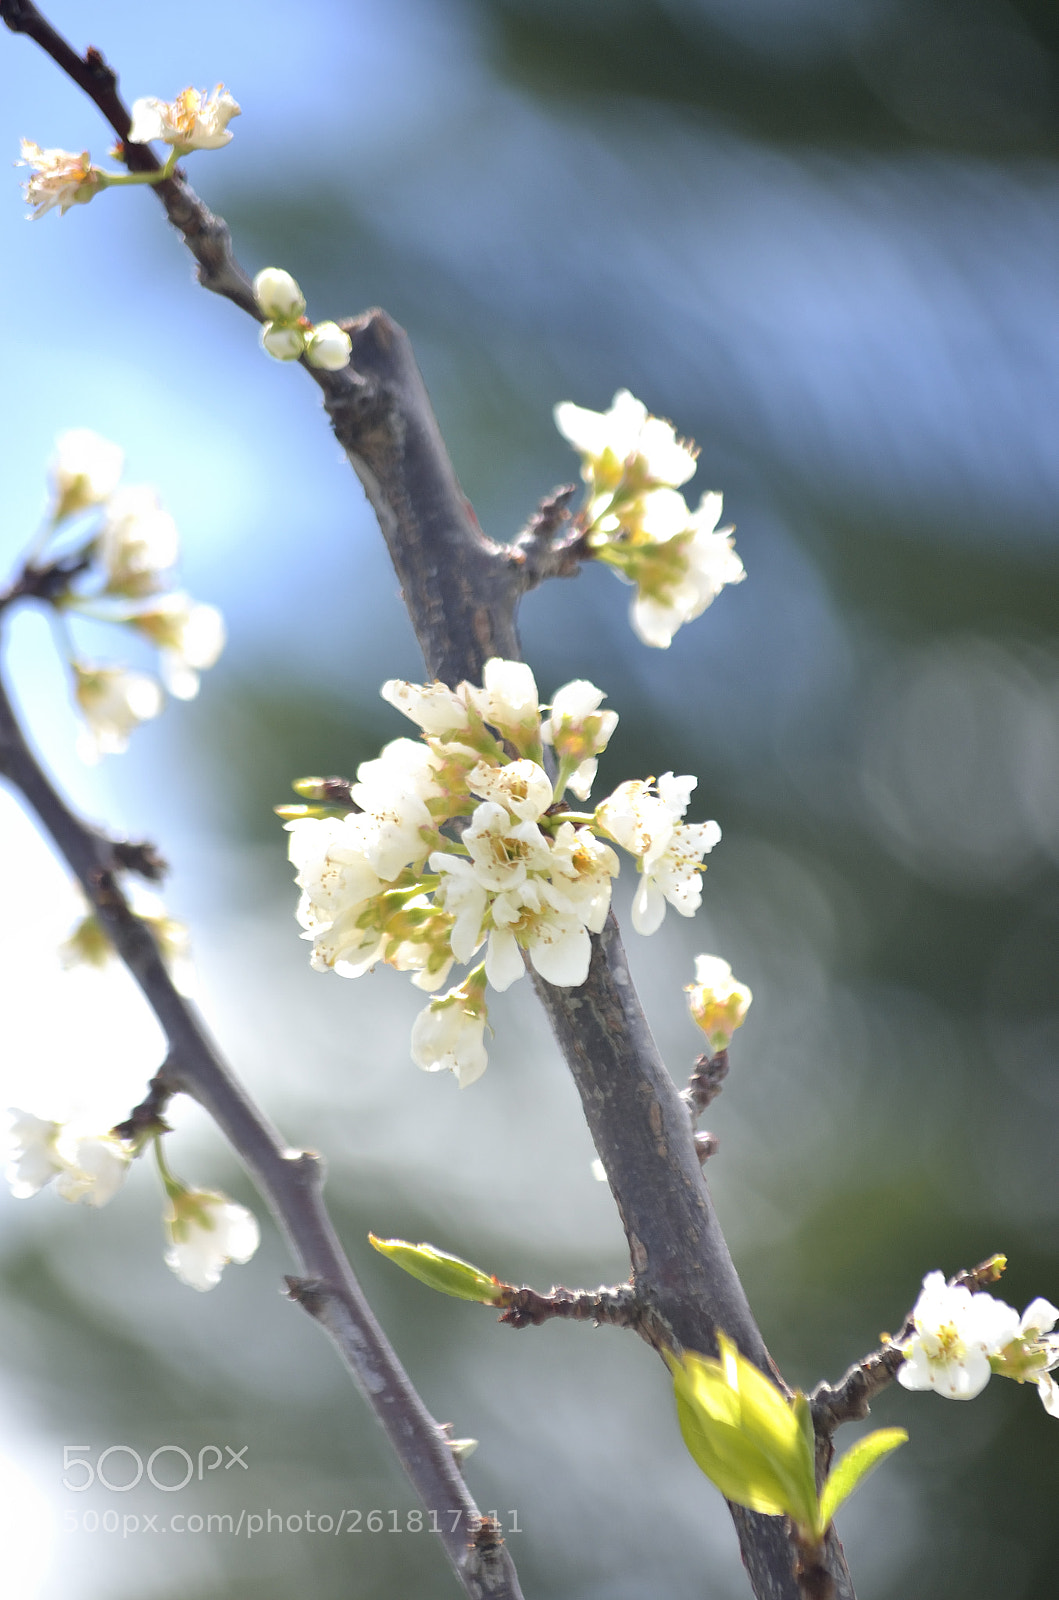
[305,321,352,371]
[253,267,306,321]
[260,321,307,361]
[686,954,752,1049]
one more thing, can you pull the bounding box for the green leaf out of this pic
[673,1379,791,1516]
[817,1427,908,1533]
[368,1235,504,1303]
[669,1341,820,1532]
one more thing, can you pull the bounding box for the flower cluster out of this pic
[18,86,239,221]
[252,268,352,371]
[33,430,224,759]
[286,659,720,1085]
[555,390,746,648]
[898,1270,1059,1417]
[5,1111,260,1292]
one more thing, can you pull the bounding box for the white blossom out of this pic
[287,813,386,970]
[428,853,488,965]
[53,1132,131,1207]
[49,429,124,521]
[132,594,226,699]
[685,954,753,1049]
[411,983,489,1088]
[989,1296,1059,1415]
[596,773,720,934]
[287,661,727,1067]
[488,878,592,989]
[252,267,305,321]
[128,86,241,152]
[381,677,470,735]
[96,485,180,597]
[359,794,435,882]
[464,659,541,751]
[1018,1297,1059,1336]
[351,738,446,814]
[555,390,697,491]
[18,140,101,220]
[6,1110,64,1198]
[547,821,618,933]
[73,664,163,760]
[898,1272,1022,1400]
[541,680,617,799]
[630,492,746,649]
[305,322,352,371]
[462,801,552,892]
[467,759,553,822]
[163,1189,260,1291]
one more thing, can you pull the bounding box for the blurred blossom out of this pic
[162,1187,260,1291]
[131,594,226,699]
[18,140,100,220]
[96,484,180,597]
[73,664,163,760]
[48,428,123,522]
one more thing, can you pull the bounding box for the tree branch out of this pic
[496,1281,649,1334]
[2,8,857,1593]
[0,665,524,1600]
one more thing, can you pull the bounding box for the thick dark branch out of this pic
[0,665,523,1600]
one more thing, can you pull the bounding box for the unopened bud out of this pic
[304,321,352,371]
[685,954,752,1050]
[253,267,306,321]
[260,321,306,361]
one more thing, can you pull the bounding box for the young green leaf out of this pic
[818,1427,908,1532]
[368,1235,504,1303]
[668,1340,819,1533]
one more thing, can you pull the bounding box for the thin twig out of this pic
[0,665,523,1600]
[496,1281,649,1334]
[682,1046,730,1118]
[508,485,587,586]
[811,1345,909,1433]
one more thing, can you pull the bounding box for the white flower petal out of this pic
[632,876,666,935]
[529,919,591,987]
[485,928,524,991]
